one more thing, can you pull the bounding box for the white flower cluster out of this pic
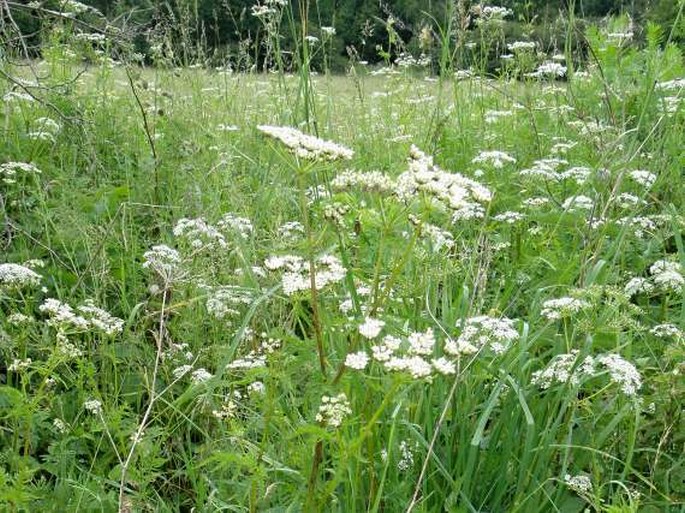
[650,323,683,341]
[226,334,280,370]
[596,353,642,396]
[656,78,685,91]
[2,91,34,103]
[562,166,592,185]
[628,170,657,189]
[483,109,514,124]
[475,5,513,23]
[172,364,193,379]
[527,62,567,79]
[615,193,645,209]
[84,399,103,415]
[61,0,94,15]
[354,328,457,379]
[616,216,657,238]
[532,352,586,389]
[649,260,685,293]
[39,298,123,335]
[265,254,346,296]
[212,398,238,420]
[0,161,42,184]
[532,351,642,397]
[75,32,107,43]
[217,213,254,239]
[507,41,536,52]
[522,197,550,208]
[493,211,526,224]
[173,217,227,249]
[395,146,491,217]
[251,0,287,17]
[624,277,653,297]
[56,331,83,359]
[316,393,352,428]
[7,313,33,325]
[421,223,455,251]
[143,245,182,280]
[518,158,567,181]
[206,286,253,321]
[344,351,370,370]
[395,52,431,68]
[397,440,415,471]
[471,150,517,169]
[8,358,32,372]
[0,263,41,289]
[331,169,395,193]
[77,300,125,335]
[257,125,354,161]
[358,317,385,339]
[561,195,594,212]
[564,474,593,495]
[446,316,519,355]
[190,368,213,384]
[34,117,61,135]
[276,221,305,241]
[540,297,591,320]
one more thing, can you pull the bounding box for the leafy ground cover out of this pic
[1,10,685,513]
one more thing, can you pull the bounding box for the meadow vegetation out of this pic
[1,1,685,512]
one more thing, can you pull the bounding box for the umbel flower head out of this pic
[257,125,354,161]
[0,263,41,290]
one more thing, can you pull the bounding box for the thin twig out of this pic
[118,279,168,512]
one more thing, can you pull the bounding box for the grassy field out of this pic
[1,18,685,513]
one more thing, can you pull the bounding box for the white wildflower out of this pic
[172,365,193,379]
[471,150,516,169]
[331,169,395,193]
[247,381,266,395]
[359,317,385,339]
[528,62,567,78]
[257,125,354,161]
[173,217,227,249]
[564,474,593,495]
[143,245,182,280]
[650,323,683,340]
[8,358,32,372]
[0,263,41,289]
[541,297,590,320]
[217,213,253,239]
[407,328,436,356]
[493,211,526,224]
[562,195,594,212]
[190,368,213,384]
[448,316,519,355]
[596,353,642,396]
[345,351,370,370]
[316,393,352,428]
[53,418,68,433]
[385,355,433,379]
[39,299,89,330]
[77,300,124,335]
[398,440,415,471]
[84,399,103,415]
[628,170,657,189]
[432,357,456,375]
[371,335,402,362]
[624,277,653,297]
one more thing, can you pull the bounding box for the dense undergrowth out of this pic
[1,4,685,512]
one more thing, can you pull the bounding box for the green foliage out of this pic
[1,7,685,513]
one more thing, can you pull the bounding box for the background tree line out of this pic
[5,0,684,71]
